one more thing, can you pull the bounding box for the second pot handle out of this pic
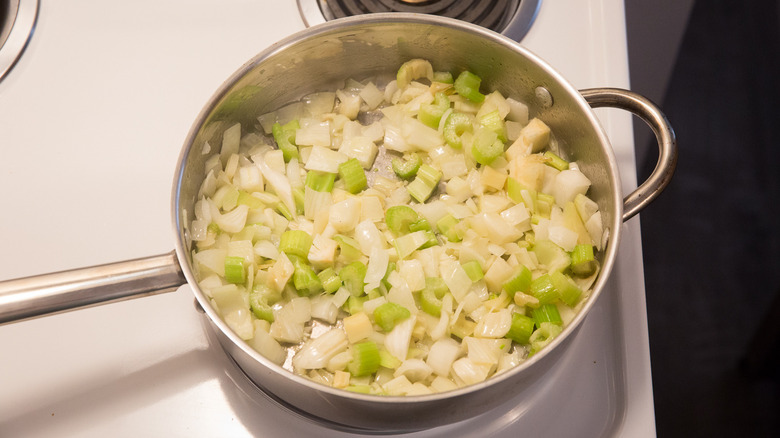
[580,88,677,222]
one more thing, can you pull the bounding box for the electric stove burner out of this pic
[298,0,541,40]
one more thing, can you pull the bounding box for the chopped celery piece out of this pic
[348,341,381,377]
[249,285,275,322]
[275,200,294,221]
[279,229,313,260]
[506,313,534,344]
[529,274,559,304]
[454,70,485,103]
[272,120,300,162]
[531,240,571,272]
[393,231,429,259]
[340,261,367,297]
[506,177,537,212]
[550,271,582,306]
[392,153,422,180]
[529,322,562,355]
[425,277,449,298]
[408,217,432,232]
[385,205,421,235]
[418,230,439,249]
[406,219,438,248]
[531,304,563,327]
[207,222,221,235]
[338,158,367,194]
[290,256,323,296]
[317,267,342,293]
[379,349,402,369]
[461,260,484,282]
[420,286,443,317]
[345,385,372,394]
[471,128,503,166]
[373,302,411,332]
[381,262,396,291]
[292,186,305,215]
[443,112,473,150]
[407,163,441,203]
[479,109,507,142]
[237,190,264,209]
[345,295,366,315]
[436,214,464,242]
[418,92,451,128]
[433,71,454,84]
[570,244,597,276]
[305,170,336,192]
[502,265,532,296]
[224,256,246,284]
[333,234,363,262]
[544,151,569,171]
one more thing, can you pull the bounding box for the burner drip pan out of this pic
[298,0,540,39]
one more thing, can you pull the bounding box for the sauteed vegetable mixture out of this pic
[189,59,605,395]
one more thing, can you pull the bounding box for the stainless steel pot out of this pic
[0,14,676,432]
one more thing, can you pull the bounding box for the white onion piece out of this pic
[293,327,348,371]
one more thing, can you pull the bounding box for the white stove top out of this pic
[0,1,655,436]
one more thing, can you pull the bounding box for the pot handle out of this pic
[0,251,186,324]
[580,88,677,222]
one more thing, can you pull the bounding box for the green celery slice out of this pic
[249,285,275,322]
[407,164,442,203]
[338,158,367,194]
[502,265,532,296]
[529,274,560,304]
[454,70,485,103]
[436,213,464,242]
[224,256,246,284]
[531,303,563,327]
[339,261,367,297]
[461,260,484,282]
[570,244,597,277]
[550,271,582,306]
[420,287,443,317]
[272,120,300,162]
[506,313,534,344]
[373,302,411,332]
[443,112,472,150]
[305,170,337,192]
[478,109,507,142]
[385,205,421,235]
[392,153,422,180]
[471,128,503,166]
[418,92,451,128]
[279,229,313,260]
[543,151,570,171]
[348,341,381,377]
[317,267,342,293]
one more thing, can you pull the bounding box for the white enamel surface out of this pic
[0,0,654,436]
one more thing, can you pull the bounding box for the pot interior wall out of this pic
[177,17,619,245]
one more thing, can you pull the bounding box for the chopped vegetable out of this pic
[392,153,422,180]
[190,59,607,396]
[407,163,442,203]
[272,120,300,162]
[454,70,485,103]
[348,341,381,377]
[373,302,411,332]
[338,158,368,194]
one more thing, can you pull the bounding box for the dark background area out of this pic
[635,0,780,436]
